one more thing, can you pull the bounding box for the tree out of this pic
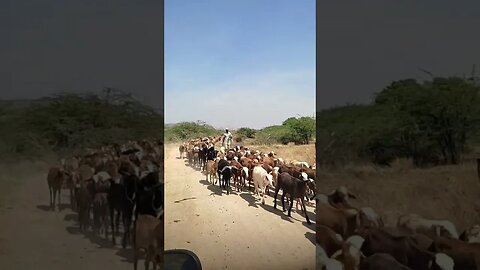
[282,117,315,144]
[373,77,480,165]
[237,127,256,138]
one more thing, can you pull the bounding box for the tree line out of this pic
[165,116,316,145]
[317,76,480,167]
[0,88,163,159]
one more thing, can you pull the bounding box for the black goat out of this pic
[217,159,237,195]
[199,145,208,171]
[108,173,138,248]
[273,172,311,224]
[135,171,163,219]
[206,146,217,161]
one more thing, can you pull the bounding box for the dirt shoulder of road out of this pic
[0,158,133,270]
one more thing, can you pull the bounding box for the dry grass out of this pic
[318,159,480,231]
[243,143,316,166]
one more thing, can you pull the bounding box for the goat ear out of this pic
[459,230,467,241]
[348,192,357,199]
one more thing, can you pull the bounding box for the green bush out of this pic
[164,121,220,142]
[282,117,316,145]
[236,127,257,138]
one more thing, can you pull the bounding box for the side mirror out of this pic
[164,249,202,270]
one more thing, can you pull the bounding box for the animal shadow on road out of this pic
[36,203,70,212]
[239,193,259,208]
[304,231,315,245]
[60,208,133,263]
[36,205,51,211]
[66,226,116,249]
[199,179,223,196]
[259,200,316,230]
[84,231,116,249]
[116,248,134,263]
[66,225,81,235]
[64,213,77,221]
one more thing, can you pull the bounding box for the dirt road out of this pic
[164,144,316,270]
[0,161,132,270]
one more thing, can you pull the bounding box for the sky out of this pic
[3,1,480,125]
[317,0,480,109]
[164,0,316,129]
[2,0,163,111]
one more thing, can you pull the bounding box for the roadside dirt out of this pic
[0,161,132,270]
[164,144,316,270]
[318,160,480,231]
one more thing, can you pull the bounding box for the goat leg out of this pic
[49,188,53,210]
[52,189,57,211]
[273,188,279,209]
[300,197,311,224]
[287,195,294,217]
[104,215,108,239]
[133,249,138,270]
[261,188,265,205]
[58,189,61,212]
[115,211,121,234]
[122,219,128,248]
[110,208,116,244]
[226,177,230,195]
[145,251,151,270]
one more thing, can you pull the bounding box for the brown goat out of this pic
[316,224,344,257]
[316,202,359,239]
[206,160,218,184]
[133,214,163,270]
[47,167,68,211]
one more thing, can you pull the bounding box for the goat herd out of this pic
[178,136,317,224]
[314,182,480,268]
[44,136,480,270]
[46,139,164,270]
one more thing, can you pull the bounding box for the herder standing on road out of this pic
[222,128,233,150]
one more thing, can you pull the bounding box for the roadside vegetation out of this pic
[317,76,480,167]
[0,88,163,161]
[165,116,316,146]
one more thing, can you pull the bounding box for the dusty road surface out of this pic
[0,161,132,270]
[164,144,316,270]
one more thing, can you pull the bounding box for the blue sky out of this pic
[165,0,316,129]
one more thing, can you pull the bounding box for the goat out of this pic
[133,214,163,270]
[47,167,68,211]
[252,166,274,205]
[273,172,311,224]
